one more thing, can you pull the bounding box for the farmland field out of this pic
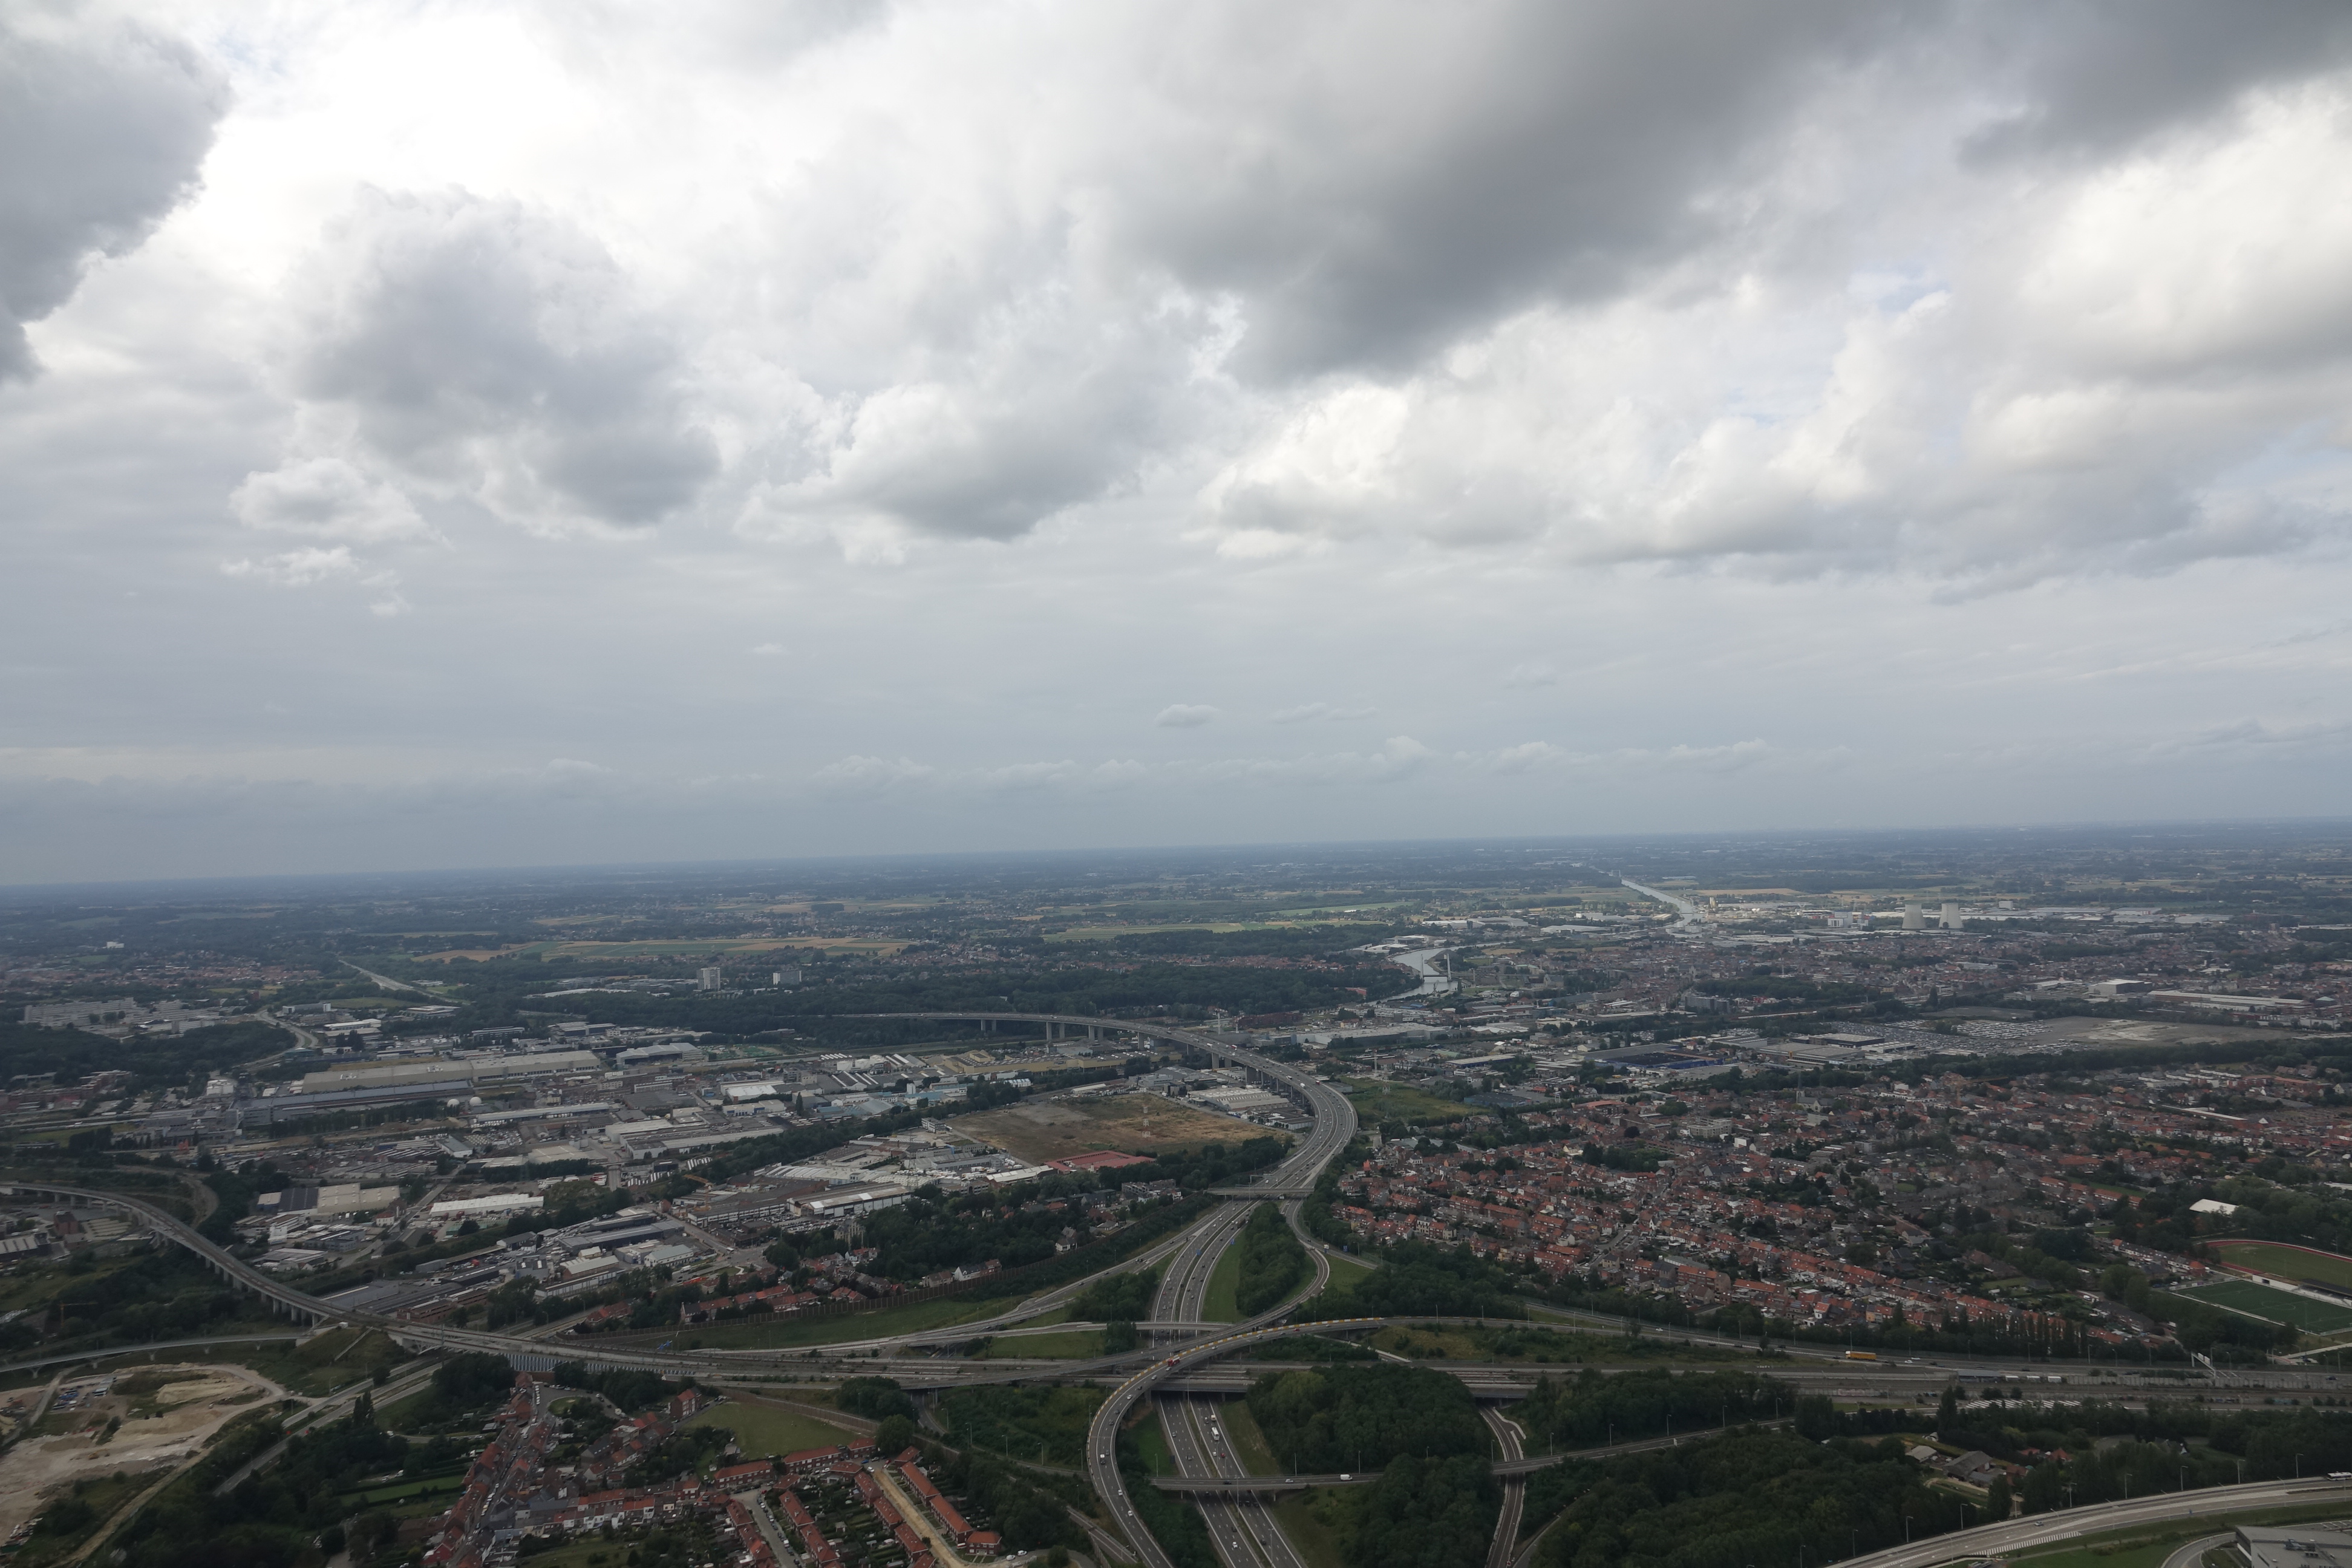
[2210,1241,2352,1293]
[2171,1279,2352,1334]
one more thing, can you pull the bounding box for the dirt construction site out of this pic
[0,1364,282,1538]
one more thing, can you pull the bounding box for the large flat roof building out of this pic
[2238,1526,2352,1568]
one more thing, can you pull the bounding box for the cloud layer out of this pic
[5,0,2352,879]
[0,2,225,376]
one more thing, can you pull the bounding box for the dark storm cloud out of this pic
[1112,1,1890,378]
[1968,0,2352,161]
[294,191,716,528]
[0,2,226,377]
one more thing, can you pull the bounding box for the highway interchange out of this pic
[11,1011,2352,1568]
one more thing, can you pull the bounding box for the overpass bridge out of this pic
[3,1180,342,1324]
[1148,1452,1586,1497]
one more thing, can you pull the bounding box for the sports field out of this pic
[2210,1241,2352,1293]
[2172,1278,2352,1334]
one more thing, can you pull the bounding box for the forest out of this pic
[114,1408,413,1568]
[1247,1364,1498,1568]
[1232,1203,1309,1315]
[1512,1368,1783,1451]
[0,1246,258,1354]
[1068,1265,1159,1323]
[1305,1241,1525,1321]
[0,1019,290,1096]
[1327,1454,1498,1568]
[1247,1363,1489,1474]
[1529,1427,1964,1568]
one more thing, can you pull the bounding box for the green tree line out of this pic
[1233,1204,1309,1316]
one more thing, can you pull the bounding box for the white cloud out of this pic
[221,546,362,587]
[1472,741,1566,773]
[1271,702,1378,723]
[1189,736,1436,787]
[287,188,717,536]
[812,755,940,795]
[229,456,431,543]
[1155,704,1219,727]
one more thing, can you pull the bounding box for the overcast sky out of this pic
[6,0,2352,884]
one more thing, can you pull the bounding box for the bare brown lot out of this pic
[953,1092,1289,1165]
[0,1365,279,1538]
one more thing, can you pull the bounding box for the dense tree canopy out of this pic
[1310,1242,1524,1321]
[1535,1429,1964,1568]
[1233,1204,1309,1316]
[1248,1364,1488,1475]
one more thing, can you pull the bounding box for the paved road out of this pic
[1154,1202,1301,1568]
[2158,1534,2234,1568]
[0,1333,305,1377]
[1841,1478,2352,1568]
[1086,1321,1388,1568]
[1486,1408,1528,1568]
[739,1489,805,1568]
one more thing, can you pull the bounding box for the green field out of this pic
[981,1327,1105,1358]
[228,1325,413,1396]
[1132,1409,1175,1476]
[940,1384,1105,1468]
[498,1537,632,1568]
[1319,1253,1376,1296]
[2211,1242,2352,1293]
[341,1474,466,1508]
[2171,1279,2352,1334]
[685,1399,858,1457]
[1341,1079,1468,1126]
[1273,1494,1349,1568]
[1292,1487,1367,1568]
[1203,1238,1246,1322]
[1218,1400,1282,1477]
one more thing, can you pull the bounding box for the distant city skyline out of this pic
[7,3,2352,882]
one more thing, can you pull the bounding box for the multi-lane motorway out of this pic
[1843,1477,2352,1568]
[1151,1203,1314,1568]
